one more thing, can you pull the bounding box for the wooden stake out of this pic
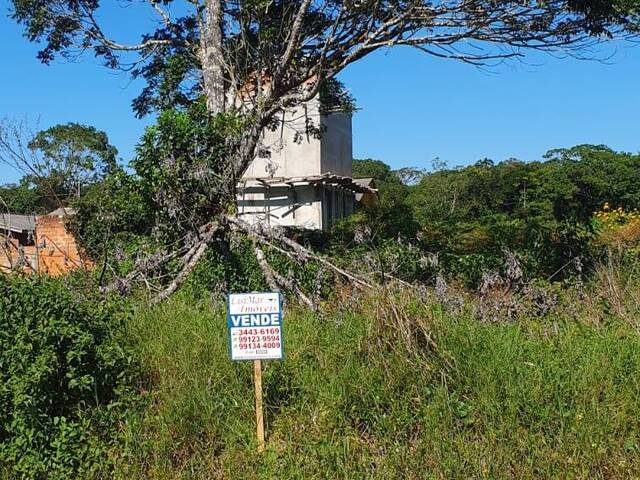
[254,359,265,452]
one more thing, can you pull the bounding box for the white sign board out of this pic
[227,292,283,361]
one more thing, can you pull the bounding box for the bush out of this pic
[0,274,137,479]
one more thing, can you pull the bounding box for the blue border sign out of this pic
[227,292,283,361]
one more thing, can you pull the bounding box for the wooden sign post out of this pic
[254,359,265,452]
[227,292,284,453]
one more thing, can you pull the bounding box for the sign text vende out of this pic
[227,292,283,361]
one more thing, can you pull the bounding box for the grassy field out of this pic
[110,288,640,479]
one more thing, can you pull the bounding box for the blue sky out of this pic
[1,3,639,185]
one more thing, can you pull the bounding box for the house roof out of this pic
[0,207,76,235]
[352,178,378,202]
[48,207,76,217]
[352,177,375,188]
[0,214,36,234]
[240,174,377,194]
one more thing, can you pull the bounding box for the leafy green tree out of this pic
[9,0,640,297]
[353,159,398,184]
[0,121,119,211]
[339,159,418,241]
[28,123,118,199]
[404,145,640,277]
[70,101,235,261]
[70,171,153,259]
[0,178,49,214]
[133,101,237,242]
[539,145,640,221]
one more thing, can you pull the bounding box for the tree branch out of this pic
[151,221,220,304]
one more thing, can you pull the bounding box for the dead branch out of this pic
[227,215,374,289]
[152,221,220,304]
[278,234,374,289]
[254,243,279,291]
[254,242,314,309]
[101,221,219,295]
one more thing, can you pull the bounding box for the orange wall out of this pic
[0,215,90,276]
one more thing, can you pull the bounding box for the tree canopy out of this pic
[28,123,118,194]
[10,0,640,123]
[7,0,640,298]
[0,121,118,212]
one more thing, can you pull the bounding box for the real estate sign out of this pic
[227,292,283,361]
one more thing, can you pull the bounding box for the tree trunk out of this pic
[201,0,225,115]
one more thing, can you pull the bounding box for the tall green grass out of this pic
[113,291,640,479]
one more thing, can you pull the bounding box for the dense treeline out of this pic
[2,136,639,287]
[344,144,640,283]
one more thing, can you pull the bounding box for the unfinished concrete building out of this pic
[237,95,374,230]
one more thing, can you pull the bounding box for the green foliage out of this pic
[68,101,241,267]
[318,78,357,114]
[402,146,640,279]
[29,123,117,177]
[0,275,137,479]
[70,171,153,259]
[329,147,640,286]
[132,44,201,118]
[0,122,118,214]
[184,236,267,298]
[183,233,332,302]
[349,159,419,240]
[352,158,399,184]
[27,123,118,201]
[0,178,49,215]
[133,101,239,242]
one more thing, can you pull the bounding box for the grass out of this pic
[111,289,640,479]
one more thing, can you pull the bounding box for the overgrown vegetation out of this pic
[338,145,640,286]
[106,269,640,478]
[2,1,640,477]
[2,206,640,478]
[0,275,137,479]
[2,252,639,479]
[2,121,640,479]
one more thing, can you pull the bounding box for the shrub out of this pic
[593,203,640,252]
[0,274,137,479]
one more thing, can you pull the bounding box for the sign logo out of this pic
[227,292,283,361]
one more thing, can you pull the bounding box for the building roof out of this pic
[0,207,76,235]
[352,177,375,187]
[48,207,76,217]
[0,214,36,233]
[240,174,377,194]
[352,178,378,202]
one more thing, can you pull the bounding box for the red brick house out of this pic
[0,208,90,275]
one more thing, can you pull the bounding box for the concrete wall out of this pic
[237,183,355,231]
[239,95,355,230]
[243,99,322,178]
[320,112,352,177]
[242,98,353,179]
[238,184,323,229]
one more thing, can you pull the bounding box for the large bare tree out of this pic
[8,0,640,299]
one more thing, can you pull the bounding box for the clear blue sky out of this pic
[1,3,639,185]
